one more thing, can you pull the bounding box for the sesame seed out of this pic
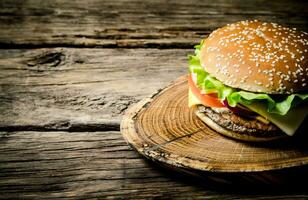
[203,21,308,93]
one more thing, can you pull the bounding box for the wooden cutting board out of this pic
[121,75,308,184]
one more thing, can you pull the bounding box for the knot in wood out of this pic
[27,52,65,68]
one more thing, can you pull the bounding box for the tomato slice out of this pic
[188,74,225,108]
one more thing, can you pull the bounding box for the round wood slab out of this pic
[121,75,308,177]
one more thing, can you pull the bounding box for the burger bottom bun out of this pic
[194,107,286,142]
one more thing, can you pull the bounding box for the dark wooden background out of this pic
[0,0,307,199]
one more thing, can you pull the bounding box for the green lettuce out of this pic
[188,42,308,115]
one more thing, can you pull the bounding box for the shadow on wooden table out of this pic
[148,160,308,195]
[142,125,308,195]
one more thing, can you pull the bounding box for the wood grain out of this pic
[0,131,209,199]
[0,48,188,130]
[1,131,308,200]
[1,0,308,199]
[0,0,307,48]
[121,76,308,181]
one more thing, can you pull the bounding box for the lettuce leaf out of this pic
[188,42,308,115]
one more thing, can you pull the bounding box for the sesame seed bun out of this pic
[200,20,308,94]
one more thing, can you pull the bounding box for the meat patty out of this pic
[197,105,283,137]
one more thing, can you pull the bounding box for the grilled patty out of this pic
[197,105,283,137]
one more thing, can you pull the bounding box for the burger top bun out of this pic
[200,20,308,94]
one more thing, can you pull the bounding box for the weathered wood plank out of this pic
[0,48,189,130]
[0,131,307,199]
[0,0,307,48]
[0,131,202,199]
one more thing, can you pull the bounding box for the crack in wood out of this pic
[0,122,120,132]
[142,129,202,155]
[0,42,195,49]
[0,80,112,87]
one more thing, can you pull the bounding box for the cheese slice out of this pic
[243,102,308,136]
[188,88,308,136]
[188,88,202,108]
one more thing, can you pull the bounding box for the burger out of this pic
[188,20,308,142]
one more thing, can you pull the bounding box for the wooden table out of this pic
[0,0,307,199]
